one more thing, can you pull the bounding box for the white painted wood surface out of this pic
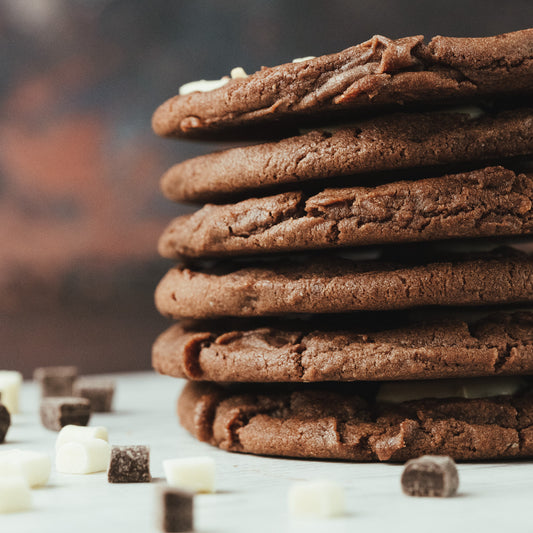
[2,372,532,532]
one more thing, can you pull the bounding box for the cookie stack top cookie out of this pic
[151,30,533,462]
[152,30,533,139]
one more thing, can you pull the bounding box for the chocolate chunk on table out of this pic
[156,486,194,532]
[34,366,78,397]
[39,397,91,431]
[73,377,115,412]
[108,445,151,483]
[401,455,459,497]
[0,404,10,443]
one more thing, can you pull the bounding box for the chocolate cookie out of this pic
[155,249,533,319]
[159,166,533,259]
[178,381,533,461]
[152,30,533,139]
[161,108,533,202]
[153,312,533,383]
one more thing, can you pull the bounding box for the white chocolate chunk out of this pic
[179,78,229,95]
[377,377,526,404]
[440,104,485,118]
[288,480,345,518]
[0,476,31,513]
[56,439,111,474]
[163,456,215,493]
[230,67,248,79]
[460,377,526,399]
[0,450,51,488]
[0,371,23,414]
[292,56,316,63]
[56,425,108,450]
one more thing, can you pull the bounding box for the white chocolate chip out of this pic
[163,456,215,493]
[292,56,316,63]
[56,439,111,474]
[0,450,51,488]
[179,78,229,95]
[288,480,345,518]
[0,476,31,513]
[230,67,248,79]
[0,371,23,414]
[377,377,526,404]
[56,425,108,451]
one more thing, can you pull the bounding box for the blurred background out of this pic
[1,0,532,376]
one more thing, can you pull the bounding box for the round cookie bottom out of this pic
[178,381,533,462]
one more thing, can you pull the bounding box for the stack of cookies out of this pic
[152,29,533,462]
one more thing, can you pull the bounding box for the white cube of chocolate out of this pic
[0,371,23,414]
[0,450,51,488]
[56,438,111,474]
[0,476,31,513]
[163,456,215,493]
[288,480,345,518]
[56,425,108,450]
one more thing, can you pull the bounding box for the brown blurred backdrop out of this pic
[1,0,532,376]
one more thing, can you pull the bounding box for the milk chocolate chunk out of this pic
[157,486,194,533]
[0,404,10,443]
[39,397,91,431]
[34,366,78,398]
[108,445,151,483]
[161,108,533,203]
[159,166,533,259]
[152,29,533,139]
[73,378,115,412]
[401,455,459,497]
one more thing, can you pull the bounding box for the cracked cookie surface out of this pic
[152,30,533,139]
[160,108,533,203]
[153,312,533,382]
[158,166,533,258]
[155,249,533,319]
[178,381,533,461]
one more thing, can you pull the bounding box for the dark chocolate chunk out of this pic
[0,403,10,443]
[73,378,115,412]
[108,445,151,483]
[401,455,459,497]
[39,397,91,431]
[34,366,78,398]
[157,486,194,532]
